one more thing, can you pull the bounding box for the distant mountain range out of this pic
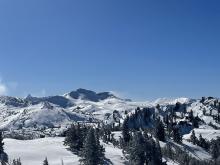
[0,88,219,140]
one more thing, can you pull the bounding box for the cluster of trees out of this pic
[190,130,209,150]
[201,97,220,123]
[124,110,183,144]
[162,142,213,165]
[123,107,155,130]
[210,137,220,162]
[188,110,200,128]
[10,158,22,165]
[79,128,105,165]
[121,119,164,165]
[0,131,8,165]
[10,157,51,165]
[63,124,87,152]
[120,105,220,165]
[127,131,164,165]
[64,124,105,165]
[63,104,219,165]
[190,130,220,164]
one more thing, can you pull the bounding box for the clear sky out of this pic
[0,0,219,100]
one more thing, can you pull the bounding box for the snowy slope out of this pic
[4,137,179,165]
[0,102,89,131]
[4,137,80,165]
[4,137,127,165]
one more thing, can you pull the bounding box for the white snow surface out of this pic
[4,137,80,165]
[4,136,177,165]
[4,137,127,165]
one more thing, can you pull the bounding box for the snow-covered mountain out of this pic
[1,89,220,164]
[0,88,219,138]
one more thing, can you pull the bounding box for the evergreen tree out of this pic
[198,134,209,150]
[190,130,197,145]
[43,157,49,165]
[201,97,205,103]
[218,103,220,122]
[174,102,181,111]
[0,131,8,165]
[155,119,165,142]
[148,139,163,165]
[173,126,182,143]
[162,142,174,160]
[143,133,151,164]
[64,124,77,150]
[210,141,219,160]
[94,129,105,163]
[128,132,145,165]
[203,109,206,116]
[189,110,194,121]
[12,158,22,165]
[64,124,84,152]
[122,117,130,144]
[80,128,105,165]
[192,116,199,128]
[0,132,3,154]
[164,114,169,128]
[156,104,160,110]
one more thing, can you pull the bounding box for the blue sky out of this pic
[0,0,219,100]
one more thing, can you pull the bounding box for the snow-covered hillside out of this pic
[0,89,219,139]
[4,137,126,165]
[0,89,220,164]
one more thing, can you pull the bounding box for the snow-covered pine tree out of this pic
[173,126,182,143]
[43,157,49,165]
[148,138,163,165]
[12,158,22,165]
[122,117,130,145]
[94,129,105,164]
[198,134,209,150]
[189,110,194,122]
[162,142,174,160]
[192,116,199,128]
[128,131,145,165]
[80,128,105,165]
[190,130,198,145]
[64,124,77,150]
[64,124,84,152]
[210,141,219,160]
[0,131,8,165]
[155,119,165,142]
[0,132,4,154]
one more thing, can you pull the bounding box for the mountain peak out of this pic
[26,94,33,99]
[67,88,119,102]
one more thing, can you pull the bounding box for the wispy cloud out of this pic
[0,78,8,95]
[0,77,19,96]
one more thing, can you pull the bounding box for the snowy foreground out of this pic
[4,137,126,165]
[4,136,211,165]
